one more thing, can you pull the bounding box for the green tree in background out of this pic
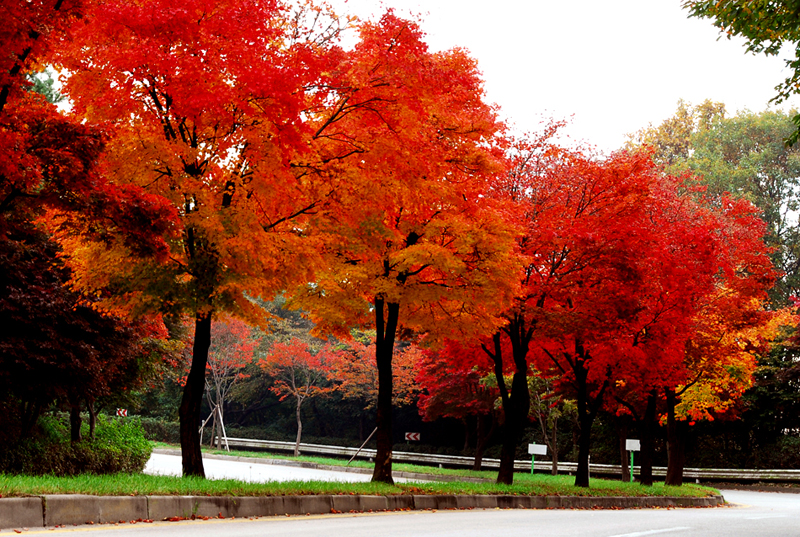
[684,0,800,144]
[630,103,800,304]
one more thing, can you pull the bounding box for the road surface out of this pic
[144,453,379,483]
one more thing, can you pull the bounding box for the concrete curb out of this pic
[0,493,725,530]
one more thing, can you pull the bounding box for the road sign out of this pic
[404,432,420,441]
[625,439,640,483]
[528,443,548,475]
[528,443,548,455]
[116,408,128,417]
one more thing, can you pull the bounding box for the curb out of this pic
[0,493,725,530]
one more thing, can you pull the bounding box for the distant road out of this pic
[144,452,377,483]
[6,490,799,537]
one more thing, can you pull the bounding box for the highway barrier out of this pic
[217,437,800,483]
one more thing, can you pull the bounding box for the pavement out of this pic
[0,450,725,531]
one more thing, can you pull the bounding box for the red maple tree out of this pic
[259,338,333,456]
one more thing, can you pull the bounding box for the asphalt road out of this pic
[144,453,377,483]
[2,489,797,537]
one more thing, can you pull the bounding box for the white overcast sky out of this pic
[332,0,799,153]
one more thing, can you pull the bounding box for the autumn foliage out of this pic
[259,337,333,456]
[1,0,791,487]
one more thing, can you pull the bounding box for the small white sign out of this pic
[405,432,420,441]
[626,439,641,451]
[528,443,548,456]
[116,408,128,417]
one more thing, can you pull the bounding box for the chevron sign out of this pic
[404,432,420,441]
[116,408,128,417]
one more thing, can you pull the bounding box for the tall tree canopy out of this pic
[683,0,800,144]
[630,104,800,304]
[49,0,351,477]
[290,13,518,483]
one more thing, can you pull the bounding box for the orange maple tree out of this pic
[289,13,518,483]
[48,0,353,476]
[327,336,421,410]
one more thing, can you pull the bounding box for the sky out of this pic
[331,0,799,153]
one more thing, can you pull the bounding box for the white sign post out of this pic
[625,439,641,483]
[528,443,548,474]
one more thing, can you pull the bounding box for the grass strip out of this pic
[0,471,718,499]
[162,443,721,495]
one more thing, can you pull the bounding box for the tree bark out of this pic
[462,418,471,453]
[473,413,494,471]
[179,311,212,478]
[69,401,82,443]
[87,400,97,440]
[665,388,687,486]
[550,416,559,476]
[575,411,593,487]
[294,397,303,457]
[639,390,657,486]
[573,343,606,488]
[616,416,630,482]
[20,398,42,439]
[489,316,532,485]
[482,317,530,485]
[372,298,399,484]
[497,368,529,484]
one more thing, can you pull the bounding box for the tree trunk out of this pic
[472,414,495,472]
[69,401,82,443]
[573,344,605,488]
[616,416,630,482]
[372,298,399,484]
[497,366,530,484]
[294,397,303,457]
[207,410,216,448]
[462,418,471,453]
[665,388,687,486]
[489,316,532,486]
[575,410,593,488]
[87,400,97,440]
[639,390,657,486]
[550,416,559,476]
[20,399,42,439]
[216,386,224,449]
[179,311,212,478]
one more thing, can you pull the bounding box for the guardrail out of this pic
[216,437,800,483]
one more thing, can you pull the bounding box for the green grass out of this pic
[164,443,720,494]
[0,472,717,498]
[0,473,399,498]
[0,444,719,499]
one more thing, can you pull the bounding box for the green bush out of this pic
[139,416,181,444]
[0,414,152,476]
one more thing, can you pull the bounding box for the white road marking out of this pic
[744,515,789,520]
[606,527,691,537]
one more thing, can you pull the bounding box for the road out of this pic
[1,489,797,536]
[144,453,378,483]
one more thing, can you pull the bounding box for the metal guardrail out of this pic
[217,437,800,482]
